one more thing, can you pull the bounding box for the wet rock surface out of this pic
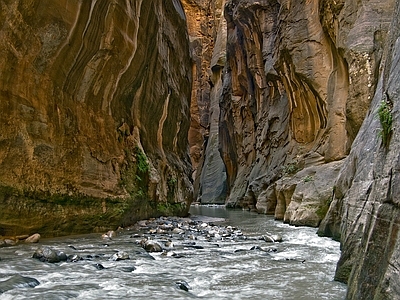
[33,247,68,263]
[26,216,285,269]
[0,275,40,294]
[0,208,345,299]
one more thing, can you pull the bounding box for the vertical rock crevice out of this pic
[182,0,228,203]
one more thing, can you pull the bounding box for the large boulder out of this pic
[255,161,342,227]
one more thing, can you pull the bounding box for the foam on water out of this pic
[0,207,346,299]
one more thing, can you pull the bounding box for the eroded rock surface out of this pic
[217,0,399,298]
[182,0,228,203]
[319,1,400,298]
[0,0,193,236]
[209,0,394,227]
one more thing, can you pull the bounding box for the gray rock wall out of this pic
[216,0,395,225]
[320,0,400,298]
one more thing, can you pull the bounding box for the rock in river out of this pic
[25,233,41,243]
[110,251,130,261]
[0,275,40,293]
[140,239,163,253]
[175,280,190,292]
[33,247,68,263]
[262,233,283,243]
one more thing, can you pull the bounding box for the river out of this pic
[0,205,346,299]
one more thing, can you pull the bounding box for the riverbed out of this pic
[0,205,346,299]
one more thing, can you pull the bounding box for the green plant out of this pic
[283,162,299,175]
[378,99,393,147]
[167,177,177,189]
[157,202,185,215]
[135,189,145,197]
[166,177,177,201]
[303,175,313,182]
[135,147,149,173]
[119,146,149,197]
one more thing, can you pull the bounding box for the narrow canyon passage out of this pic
[1,0,400,299]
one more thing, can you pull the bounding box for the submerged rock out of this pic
[121,266,136,272]
[68,254,83,262]
[94,263,105,270]
[0,275,40,293]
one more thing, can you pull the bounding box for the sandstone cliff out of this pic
[0,0,193,237]
[192,0,399,298]
[182,0,228,204]
[319,0,400,298]
[208,0,394,229]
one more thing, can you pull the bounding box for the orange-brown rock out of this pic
[218,0,392,224]
[181,0,227,203]
[0,0,193,237]
[217,0,399,298]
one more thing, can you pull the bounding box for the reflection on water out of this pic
[0,205,346,299]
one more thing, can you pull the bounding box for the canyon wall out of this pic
[182,0,228,203]
[0,0,193,237]
[319,0,400,298]
[199,0,399,298]
[214,0,395,228]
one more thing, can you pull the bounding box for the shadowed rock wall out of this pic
[182,0,228,203]
[217,0,394,228]
[216,0,399,298]
[0,0,193,237]
[318,0,400,298]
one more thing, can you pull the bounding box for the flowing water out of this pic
[0,206,346,299]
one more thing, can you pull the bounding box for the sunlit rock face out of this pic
[0,0,192,237]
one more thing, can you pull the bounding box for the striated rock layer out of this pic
[319,0,400,298]
[216,0,394,227]
[182,0,228,203]
[212,0,399,298]
[0,0,193,237]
